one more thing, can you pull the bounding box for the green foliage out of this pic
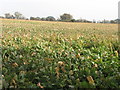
[2,37,119,88]
[1,19,119,88]
[60,13,73,22]
[46,16,56,21]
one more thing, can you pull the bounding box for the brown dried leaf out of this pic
[87,76,95,84]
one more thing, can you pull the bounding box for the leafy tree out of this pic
[36,17,41,20]
[30,17,35,20]
[46,16,55,21]
[71,19,76,22]
[76,18,92,23]
[4,13,14,19]
[60,13,73,22]
[14,12,23,19]
[110,20,116,24]
[30,17,40,20]
[41,17,46,21]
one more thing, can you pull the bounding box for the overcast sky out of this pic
[0,0,119,20]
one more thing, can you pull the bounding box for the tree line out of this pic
[0,12,118,24]
[1,12,26,19]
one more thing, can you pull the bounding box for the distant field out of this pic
[1,19,119,88]
[2,19,118,41]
